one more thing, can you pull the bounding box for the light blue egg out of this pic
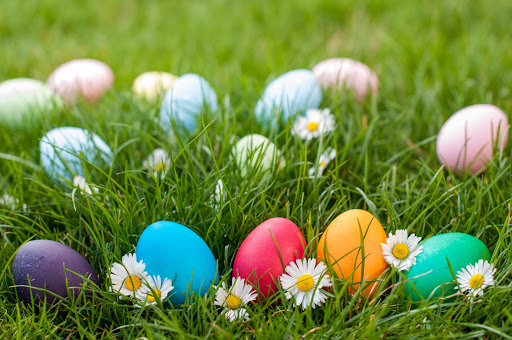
[40,127,113,182]
[160,73,218,132]
[254,69,322,127]
[136,221,218,305]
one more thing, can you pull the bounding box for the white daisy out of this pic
[309,148,336,177]
[210,179,226,210]
[137,275,174,306]
[143,148,171,179]
[0,194,27,211]
[110,253,148,298]
[214,277,258,322]
[224,308,250,322]
[279,258,332,310]
[292,108,335,141]
[455,259,496,298]
[73,175,98,195]
[381,230,423,271]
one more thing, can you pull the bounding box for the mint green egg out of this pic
[405,232,491,301]
[0,78,63,129]
[233,134,285,176]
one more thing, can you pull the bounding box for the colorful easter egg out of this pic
[136,221,218,305]
[0,78,62,129]
[312,58,379,101]
[232,134,284,176]
[436,104,509,175]
[160,73,218,132]
[254,69,322,127]
[47,59,114,103]
[317,209,388,297]
[232,218,306,299]
[405,233,491,301]
[40,127,113,182]
[12,240,99,304]
[132,71,178,100]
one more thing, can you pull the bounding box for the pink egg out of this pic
[232,218,306,299]
[436,104,509,175]
[312,58,378,101]
[47,59,114,103]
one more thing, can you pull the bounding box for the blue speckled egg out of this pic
[254,69,322,127]
[0,78,63,129]
[160,73,218,132]
[136,221,218,305]
[40,127,113,182]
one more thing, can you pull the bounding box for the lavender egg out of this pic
[436,104,509,175]
[12,240,99,304]
[0,78,62,129]
[160,73,218,132]
[47,59,114,103]
[40,127,113,182]
[254,69,322,127]
[312,58,379,101]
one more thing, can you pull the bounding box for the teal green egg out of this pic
[405,232,491,301]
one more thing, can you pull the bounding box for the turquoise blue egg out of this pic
[254,69,322,127]
[136,221,218,305]
[405,233,491,302]
[160,73,218,132]
[40,127,113,182]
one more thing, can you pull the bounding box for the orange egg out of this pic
[317,209,388,297]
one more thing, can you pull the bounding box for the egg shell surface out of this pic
[405,232,491,301]
[160,73,218,132]
[254,69,322,126]
[317,209,388,297]
[40,127,113,182]
[436,104,509,175]
[47,58,114,103]
[0,78,62,129]
[136,221,218,305]
[12,240,99,305]
[233,134,284,176]
[312,58,379,101]
[132,71,178,101]
[232,217,306,299]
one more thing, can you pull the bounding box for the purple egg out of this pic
[12,240,99,304]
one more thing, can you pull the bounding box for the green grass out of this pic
[1,0,512,338]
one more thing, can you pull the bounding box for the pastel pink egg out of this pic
[232,218,306,299]
[436,104,509,175]
[47,59,114,103]
[312,58,378,101]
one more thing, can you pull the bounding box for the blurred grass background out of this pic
[1,0,512,338]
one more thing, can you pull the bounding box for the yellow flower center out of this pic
[469,274,484,289]
[124,275,141,291]
[147,289,161,303]
[226,294,242,309]
[296,274,315,292]
[392,244,409,259]
[320,161,326,167]
[307,122,319,132]
[155,162,166,172]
